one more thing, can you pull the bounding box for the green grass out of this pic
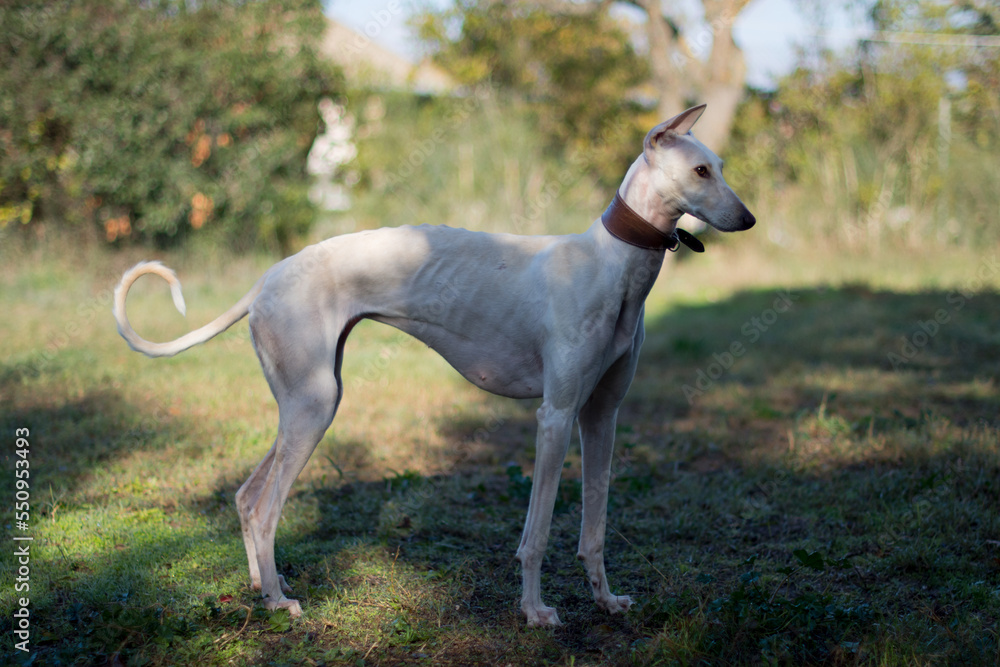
[1,236,999,666]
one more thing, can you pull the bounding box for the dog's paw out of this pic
[524,604,563,627]
[263,595,302,618]
[596,594,634,615]
[255,575,293,593]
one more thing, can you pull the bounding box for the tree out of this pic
[0,0,342,252]
[418,0,755,155]
[416,0,650,186]
[628,0,753,151]
[722,0,1000,248]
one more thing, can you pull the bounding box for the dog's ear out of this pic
[643,104,708,160]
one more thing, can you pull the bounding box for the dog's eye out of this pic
[694,165,710,178]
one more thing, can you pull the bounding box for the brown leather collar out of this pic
[601,192,704,253]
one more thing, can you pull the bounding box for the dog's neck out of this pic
[616,156,683,235]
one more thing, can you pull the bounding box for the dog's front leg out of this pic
[577,398,634,615]
[516,401,575,626]
[576,347,641,615]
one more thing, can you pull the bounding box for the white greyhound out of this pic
[113,104,754,627]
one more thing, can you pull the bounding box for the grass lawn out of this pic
[1,236,998,665]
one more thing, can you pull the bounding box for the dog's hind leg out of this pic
[236,309,344,617]
[236,441,298,595]
[236,442,278,591]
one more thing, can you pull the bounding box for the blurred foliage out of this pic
[727,0,1000,248]
[4,0,997,254]
[414,1,651,188]
[342,88,610,238]
[0,0,341,252]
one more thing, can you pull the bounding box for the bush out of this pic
[344,89,613,238]
[727,45,1000,249]
[415,1,650,189]
[0,0,342,253]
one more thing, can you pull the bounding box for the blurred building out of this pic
[318,18,456,95]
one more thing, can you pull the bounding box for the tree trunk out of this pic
[628,0,751,148]
[537,0,752,147]
[696,0,751,151]
[637,0,684,119]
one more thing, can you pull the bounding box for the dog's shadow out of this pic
[10,283,998,661]
[273,283,1000,631]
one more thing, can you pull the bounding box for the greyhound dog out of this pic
[113,104,754,626]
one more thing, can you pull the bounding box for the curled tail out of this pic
[113,261,265,358]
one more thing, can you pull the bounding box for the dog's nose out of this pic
[741,211,756,229]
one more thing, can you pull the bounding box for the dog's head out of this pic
[642,105,756,232]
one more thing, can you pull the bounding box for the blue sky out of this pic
[732,0,870,87]
[324,0,872,90]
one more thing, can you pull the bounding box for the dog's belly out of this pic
[309,225,558,397]
[369,314,544,399]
